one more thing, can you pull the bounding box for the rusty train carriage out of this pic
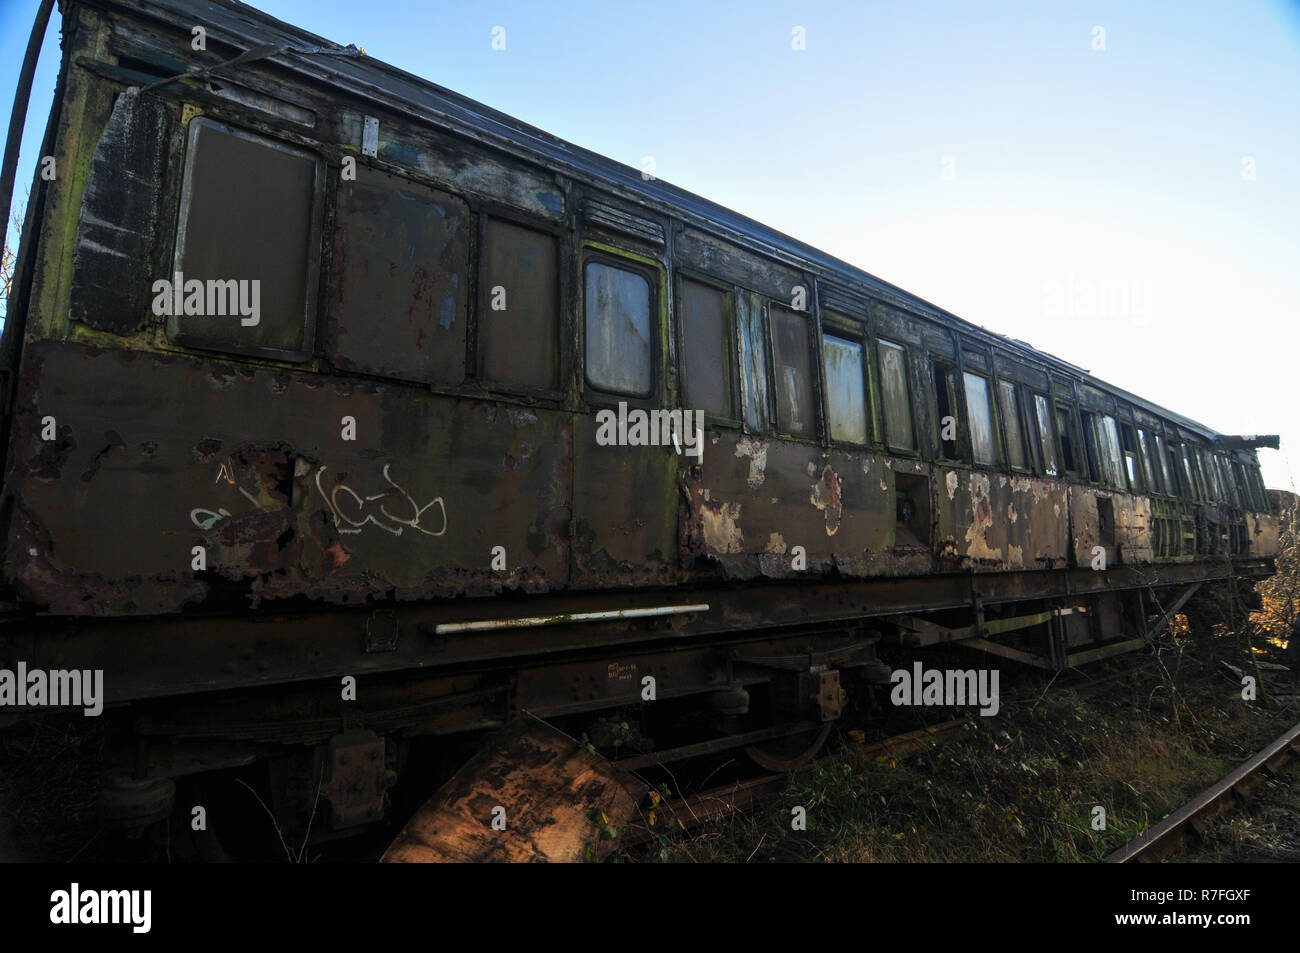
[0,0,1280,838]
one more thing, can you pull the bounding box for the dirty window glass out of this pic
[997,381,1025,468]
[1137,429,1159,492]
[823,334,868,444]
[1033,394,1058,476]
[480,219,558,390]
[330,166,470,384]
[770,306,814,437]
[172,118,319,359]
[1099,415,1125,487]
[680,279,732,419]
[879,340,914,450]
[963,372,996,465]
[585,260,652,396]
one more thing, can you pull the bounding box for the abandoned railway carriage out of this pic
[0,0,1280,843]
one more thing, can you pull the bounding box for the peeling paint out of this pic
[945,471,958,500]
[963,471,1002,562]
[699,500,744,553]
[809,466,843,536]
[733,437,768,489]
[765,532,787,554]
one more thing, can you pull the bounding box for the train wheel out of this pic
[744,723,832,772]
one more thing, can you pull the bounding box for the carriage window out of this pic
[1198,449,1221,501]
[1099,415,1125,487]
[934,360,960,460]
[997,381,1026,468]
[171,118,320,360]
[1216,460,1237,509]
[770,306,814,437]
[1120,423,1143,491]
[1168,443,1187,497]
[963,372,996,465]
[1055,403,1081,475]
[1154,434,1173,493]
[330,167,470,383]
[823,334,868,444]
[1249,466,1269,511]
[679,279,734,419]
[1080,412,1102,482]
[1179,444,1200,498]
[1138,430,1160,493]
[879,340,914,451]
[480,219,558,390]
[1033,394,1058,476]
[585,260,652,396]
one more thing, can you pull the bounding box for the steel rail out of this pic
[1105,719,1300,863]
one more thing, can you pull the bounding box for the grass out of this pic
[623,632,1299,863]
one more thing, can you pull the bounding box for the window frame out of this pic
[472,205,568,402]
[765,299,821,444]
[876,338,919,457]
[580,244,665,405]
[820,316,873,449]
[1031,391,1061,478]
[962,368,1000,467]
[170,116,325,363]
[674,268,742,429]
[931,355,965,463]
[995,377,1031,473]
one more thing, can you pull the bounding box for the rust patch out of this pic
[699,499,744,553]
[809,465,843,536]
[963,471,1002,562]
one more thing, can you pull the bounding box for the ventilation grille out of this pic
[584,200,665,245]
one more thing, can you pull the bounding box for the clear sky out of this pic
[3,0,1298,487]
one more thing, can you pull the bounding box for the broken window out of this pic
[1080,411,1102,482]
[823,333,868,444]
[770,305,814,438]
[1138,429,1160,493]
[1120,423,1143,491]
[997,381,1026,468]
[585,259,652,396]
[1168,442,1188,497]
[1055,403,1081,476]
[679,279,734,419]
[934,359,961,460]
[1033,394,1058,476]
[1154,434,1174,494]
[479,218,558,391]
[879,340,914,451]
[738,294,771,432]
[963,372,996,465]
[1099,415,1125,488]
[330,166,471,384]
[1179,444,1200,499]
[171,118,321,360]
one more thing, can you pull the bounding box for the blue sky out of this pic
[3,0,1298,487]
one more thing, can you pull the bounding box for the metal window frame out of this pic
[169,116,324,363]
[673,268,742,429]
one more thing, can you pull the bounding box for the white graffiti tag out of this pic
[315,464,447,538]
[190,507,231,530]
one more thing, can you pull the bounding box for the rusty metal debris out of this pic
[380,715,646,863]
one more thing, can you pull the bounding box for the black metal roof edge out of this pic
[80,0,1227,441]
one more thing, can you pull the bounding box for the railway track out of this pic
[1105,719,1300,863]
